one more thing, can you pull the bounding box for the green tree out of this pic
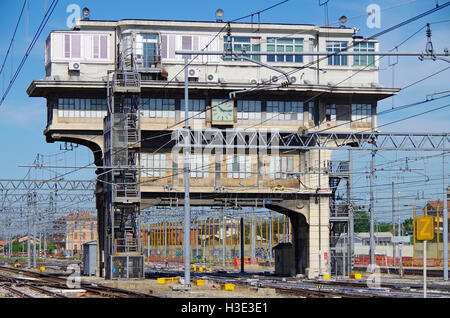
[353,210,393,233]
[354,211,370,232]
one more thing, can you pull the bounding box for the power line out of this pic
[0,0,59,107]
[0,0,28,78]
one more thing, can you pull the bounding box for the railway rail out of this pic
[0,265,156,298]
[146,268,450,298]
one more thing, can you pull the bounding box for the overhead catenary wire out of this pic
[0,0,28,78]
[0,0,59,107]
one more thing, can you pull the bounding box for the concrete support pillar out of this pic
[290,213,309,275]
[306,195,330,278]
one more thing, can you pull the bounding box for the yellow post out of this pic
[156,223,159,247]
[290,219,292,243]
[283,215,286,242]
[213,219,216,250]
[201,219,204,249]
[178,221,181,246]
[236,217,239,245]
[208,219,211,248]
[230,218,233,247]
[437,205,440,260]
[167,222,171,246]
[218,218,221,245]
[260,216,263,247]
[413,207,416,261]
[277,216,280,244]
[171,222,174,246]
[271,217,274,247]
[249,216,252,248]
[152,223,155,248]
[265,217,269,248]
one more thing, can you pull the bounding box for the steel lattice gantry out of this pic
[0,179,95,192]
[173,129,450,151]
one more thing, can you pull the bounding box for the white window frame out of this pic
[227,155,251,179]
[326,41,348,66]
[141,153,166,178]
[353,41,375,66]
[266,38,303,63]
[351,104,372,122]
[266,101,303,121]
[141,98,175,118]
[325,104,336,121]
[237,100,261,120]
[269,156,294,179]
[180,99,206,119]
[190,154,209,178]
[308,101,314,121]
[224,36,261,62]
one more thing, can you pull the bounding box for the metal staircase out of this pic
[327,160,352,277]
[103,41,144,279]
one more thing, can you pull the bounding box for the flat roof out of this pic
[75,18,356,34]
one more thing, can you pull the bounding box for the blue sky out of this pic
[0,0,448,223]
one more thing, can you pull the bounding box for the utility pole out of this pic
[318,146,322,276]
[392,181,396,266]
[369,113,376,272]
[251,209,256,262]
[183,55,191,291]
[443,141,448,281]
[33,193,37,268]
[222,209,226,268]
[240,217,244,273]
[348,149,353,275]
[27,193,31,268]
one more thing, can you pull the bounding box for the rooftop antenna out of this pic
[215,8,224,22]
[319,0,330,26]
[339,15,347,28]
[81,7,90,20]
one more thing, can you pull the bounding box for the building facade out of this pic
[65,211,97,255]
[28,18,398,278]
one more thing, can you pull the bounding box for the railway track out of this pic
[0,266,157,298]
[146,269,450,298]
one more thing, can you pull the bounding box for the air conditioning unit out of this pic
[289,76,297,84]
[68,61,81,71]
[188,68,200,78]
[206,73,219,83]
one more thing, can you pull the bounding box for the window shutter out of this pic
[154,154,160,177]
[275,156,281,179]
[203,155,209,178]
[161,154,166,177]
[269,156,275,179]
[238,156,245,179]
[100,35,108,59]
[71,34,81,58]
[246,156,251,179]
[193,36,199,51]
[227,155,233,178]
[64,34,70,58]
[182,36,192,50]
[161,35,167,59]
[169,35,176,59]
[93,34,99,59]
